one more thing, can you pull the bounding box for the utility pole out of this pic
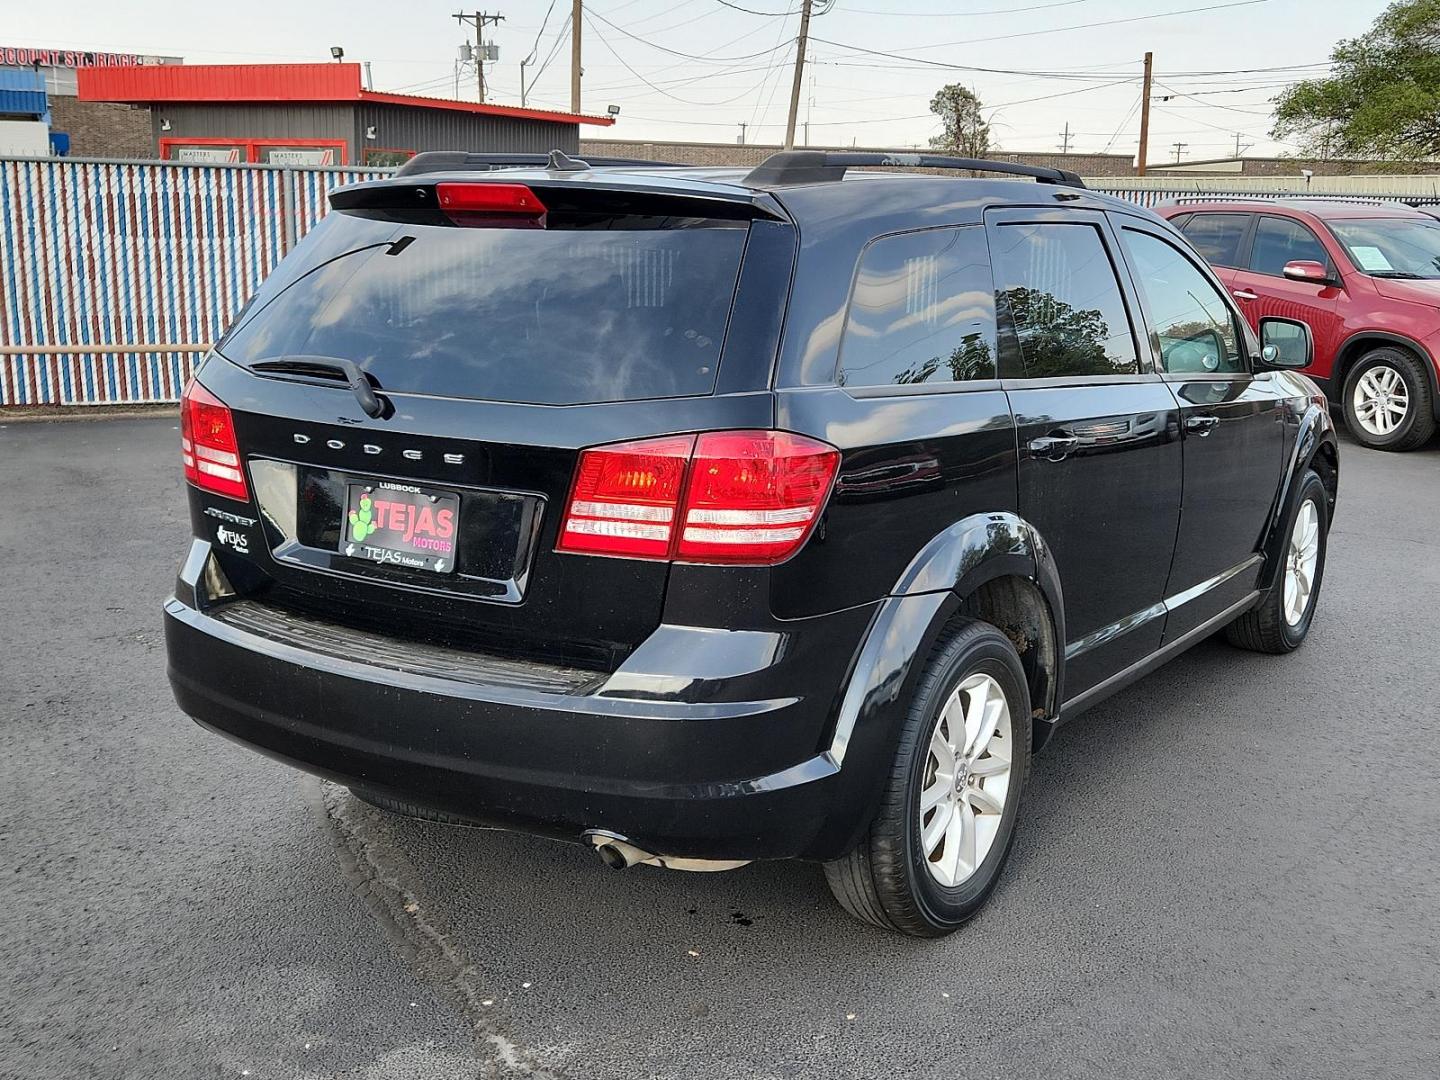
[453,11,504,102]
[738,121,748,145]
[1136,50,1153,176]
[1058,122,1072,154]
[571,0,583,114]
[1171,141,1187,163]
[783,0,814,150]
[1232,131,1253,159]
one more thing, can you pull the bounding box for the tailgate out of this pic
[205,372,771,666]
[192,178,792,668]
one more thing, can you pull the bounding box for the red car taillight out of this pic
[557,431,840,565]
[180,380,249,502]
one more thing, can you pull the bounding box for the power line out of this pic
[844,0,1093,14]
[810,43,1142,78]
[749,10,797,134]
[616,1,732,36]
[814,0,1273,55]
[1155,62,1330,76]
[985,76,1138,111]
[714,0,800,14]
[585,59,780,95]
[614,0,712,32]
[585,7,796,63]
[1154,83,1278,118]
[531,11,572,86]
[524,0,559,65]
[1102,91,1143,154]
[584,11,783,106]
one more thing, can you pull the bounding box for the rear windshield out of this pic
[220,211,749,405]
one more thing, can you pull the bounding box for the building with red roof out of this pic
[78,62,615,165]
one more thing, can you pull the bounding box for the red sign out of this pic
[0,46,148,68]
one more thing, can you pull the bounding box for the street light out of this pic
[330,46,345,62]
[607,105,621,117]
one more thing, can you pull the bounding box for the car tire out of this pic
[1341,347,1437,451]
[1225,469,1329,655]
[823,618,1031,937]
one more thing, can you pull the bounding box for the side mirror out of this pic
[1259,317,1313,369]
[1282,259,1333,285]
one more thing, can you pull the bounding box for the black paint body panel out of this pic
[166,169,1336,862]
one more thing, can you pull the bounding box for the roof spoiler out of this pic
[741,150,1086,189]
[394,149,689,177]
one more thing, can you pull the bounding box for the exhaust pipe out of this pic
[582,829,750,873]
[588,833,654,870]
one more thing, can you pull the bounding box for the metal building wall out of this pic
[149,103,355,151]
[353,102,578,157]
[0,156,383,406]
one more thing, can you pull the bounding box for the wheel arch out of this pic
[811,512,1068,858]
[1259,401,1338,593]
[893,511,1065,727]
[1332,331,1440,423]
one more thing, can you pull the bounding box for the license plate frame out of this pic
[339,480,460,574]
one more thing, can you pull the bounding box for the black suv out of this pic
[165,150,1338,936]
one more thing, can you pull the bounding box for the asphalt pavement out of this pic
[2,415,1437,1080]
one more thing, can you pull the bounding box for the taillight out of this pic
[557,431,839,565]
[557,435,695,558]
[677,432,839,562]
[436,182,547,226]
[180,380,249,502]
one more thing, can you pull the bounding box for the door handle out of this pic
[1027,432,1081,460]
[1231,289,1259,302]
[1185,415,1220,437]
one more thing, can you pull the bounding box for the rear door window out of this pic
[838,226,997,389]
[1249,215,1329,276]
[1178,213,1250,267]
[220,212,750,406]
[991,222,1140,378]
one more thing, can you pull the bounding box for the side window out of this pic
[838,226,997,389]
[1178,213,1249,267]
[1122,229,1246,375]
[991,222,1139,378]
[1250,216,1328,276]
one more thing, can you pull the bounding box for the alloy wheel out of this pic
[1283,498,1321,627]
[918,672,1013,887]
[1352,365,1410,437]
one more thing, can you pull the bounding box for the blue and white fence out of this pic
[0,156,386,406]
[3,155,1439,406]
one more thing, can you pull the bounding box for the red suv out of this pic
[1159,200,1440,450]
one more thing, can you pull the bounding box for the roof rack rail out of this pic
[741,150,1086,189]
[394,150,689,177]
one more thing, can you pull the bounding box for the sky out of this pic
[5,0,1391,161]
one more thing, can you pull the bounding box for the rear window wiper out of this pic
[248,356,387,418]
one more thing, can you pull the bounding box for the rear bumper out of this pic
[163,547,883,862]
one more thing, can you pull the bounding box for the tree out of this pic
[1272,0,1440,160]
[1001,287,1129,377]
[929,84,991,157]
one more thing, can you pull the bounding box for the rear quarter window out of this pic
[837,226,998,390]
